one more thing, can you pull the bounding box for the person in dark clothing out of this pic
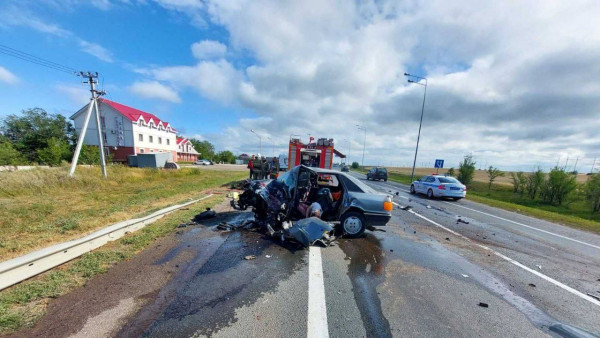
[247,157,254,179]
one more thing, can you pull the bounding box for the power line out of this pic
[0,44,78,75]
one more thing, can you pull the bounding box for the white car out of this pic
[410,175,466,200]
[195,159,212,165]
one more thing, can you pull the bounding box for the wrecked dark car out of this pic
[231,165,393,240]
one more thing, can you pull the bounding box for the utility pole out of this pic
[573,156,579,173]
[404,73,427,183]
[250,129,262,155]
[356,125,366,166]
[69,71,107,178]
[591,157,596,174]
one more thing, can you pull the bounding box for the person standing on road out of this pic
[261,158,268,179]
[247,156,254,179]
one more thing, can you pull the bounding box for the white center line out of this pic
[307,246,329,338]
[440,201,600,251]
[407,209,600,307]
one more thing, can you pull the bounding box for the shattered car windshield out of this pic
[277,166,298,192]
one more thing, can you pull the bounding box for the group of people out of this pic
[247,156,280,180]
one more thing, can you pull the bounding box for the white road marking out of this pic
[307,246,329,338]
[440,201,600,251]
[407,210,600,307]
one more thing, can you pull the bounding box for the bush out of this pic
[446,167,455,177]
[457,155,476,186]
[510,171,527,195]
[351,162,359,169]
[0,137,26,165]
[585,174,600,213]
[526,168,545,200]
[486,166,504,190]
[540,167,577,206]
[37,138,71,166]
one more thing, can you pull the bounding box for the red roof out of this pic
[99,98,176,131]
[176,137,186,145]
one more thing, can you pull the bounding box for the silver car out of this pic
[410,175,466,200]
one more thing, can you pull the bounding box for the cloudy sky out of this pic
[1,0,599,171]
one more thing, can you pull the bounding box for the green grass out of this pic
[0,165,246,260]
[0,195,226,334]
[353,168,600,233]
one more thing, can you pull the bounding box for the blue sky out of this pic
[1,0,599,171]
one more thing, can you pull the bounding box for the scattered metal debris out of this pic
[265,255,271,258]
[536,265,542,270]
[244,255,256,260]
[426,205,432,209]
[586,293,600,301]
[461,274,469,278]
[194,208,216,221]
[528,283,536,287]
[478,302,489,308]
[445,237,450,241]
[285,217,335,247]
[457,218,469,224]
[367,226,386,232]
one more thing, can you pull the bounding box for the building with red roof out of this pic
[70,99,198,162]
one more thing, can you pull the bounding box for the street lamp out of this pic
[250,129,262,155]
[356,124,366,166]
[267,137,275,157]
[343,138,351,165]
[404,72,428,183]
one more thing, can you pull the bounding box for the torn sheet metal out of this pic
[284,217,334,247]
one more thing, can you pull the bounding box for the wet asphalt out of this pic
[116,172,600,338]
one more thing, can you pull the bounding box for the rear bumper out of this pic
[364,212,392,226]
[437,190,466,198]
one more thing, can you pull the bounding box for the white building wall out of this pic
[72,102,134,147]
[131,121,178,152]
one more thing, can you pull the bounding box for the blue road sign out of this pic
[434,159,444,168]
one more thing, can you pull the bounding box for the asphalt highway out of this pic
[18,171,600,338]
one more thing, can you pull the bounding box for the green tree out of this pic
[487,166,505,190]
[540,167,577,206]
[188,138,214,160]
[37,137,70,166]
[457,155,476,186]
[526,168,545,200]
[215,150,236,164]
[510,171,527,195]
[0,136,26,165]
[351,161,359,169]
[446,167,455,177]
[1,108,75,163]
[584,174,600,213]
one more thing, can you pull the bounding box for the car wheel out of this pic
[340,211,366,238]
[384,179,387,182]
[452,197,461,201]
[410,185,416,194]
[427,189,435,199]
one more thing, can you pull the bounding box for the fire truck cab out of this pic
[288,137,345,170]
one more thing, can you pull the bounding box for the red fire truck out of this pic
[288,136,345,170]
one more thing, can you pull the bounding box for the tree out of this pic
[188,138,214,160]
[585,174,600,213]
[457,155,476,186]
[540,167,577,206]
[487,166,504,190]
[37,137,70,166]
[215,150,236,164]
[0,136,26,165]
[1,108,75,163]
[351,161,359,169]
[510,171,527,195]
[446,167,455,177]
[526,168,544,200]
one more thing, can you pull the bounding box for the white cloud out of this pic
[0,66,19,84]
[79,40,114,63]
[56,84,90,105]
[128,81,181,103]
[191,40,227,59]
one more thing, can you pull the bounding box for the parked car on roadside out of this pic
[410,175,466,200]
[341,165,349,172]
[366,167,388,181]
[195,159,213,165]
[232,165,392,238]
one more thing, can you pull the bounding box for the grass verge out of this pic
[353,168,600,233]
[0,165,246,260]
[0,194,225,335]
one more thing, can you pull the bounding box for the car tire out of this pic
[410,185,416,194]
[384,179,387,182]
[340,211,366,238]
[427,189,434,199]
[452,197,461,201]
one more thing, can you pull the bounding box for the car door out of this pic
[416,176,428,193]
[424,176,436,193]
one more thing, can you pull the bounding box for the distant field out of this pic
[0,166,246,261]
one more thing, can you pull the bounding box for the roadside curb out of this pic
[0,194,214,291]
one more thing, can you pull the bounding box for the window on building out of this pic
[139,134,143,141]
[140,149,144,153]
[149,136,153,143]
[158,137,162,144]
[167,139,170,145]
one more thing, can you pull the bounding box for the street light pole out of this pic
[356,124,366,166]
[404,73,428,183]
[250,129,262,155]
